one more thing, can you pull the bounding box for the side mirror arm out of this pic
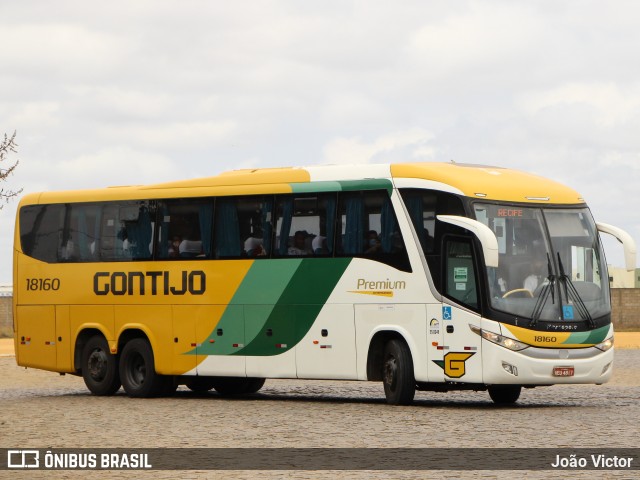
[597,222,637,271]
[437,215,499,268]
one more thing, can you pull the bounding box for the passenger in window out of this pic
[288,230,310,256]
[244,236,266,257]
[312,235,329,255]
[364,230,382,254]
[179,238,203,258]
[168,236,182,258]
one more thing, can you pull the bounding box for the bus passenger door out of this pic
[437,236,484,384]
[440,303,483,384]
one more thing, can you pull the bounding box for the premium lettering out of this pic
[94,271,206,296]
[356,278,406,290]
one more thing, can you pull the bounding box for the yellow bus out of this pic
[13,163,636,404]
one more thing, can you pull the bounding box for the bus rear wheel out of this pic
[212,377,265,395]
[119,338,168,398]
[382,339,415,405]
[488,385,521,404]
[81,335,121,396]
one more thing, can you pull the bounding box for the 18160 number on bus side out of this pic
[26,278,61,291]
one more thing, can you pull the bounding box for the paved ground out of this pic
[1,336,639,479]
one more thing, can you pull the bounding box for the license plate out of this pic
[553,366,574,377]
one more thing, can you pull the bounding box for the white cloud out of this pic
[519,83,640,128]
[18,147,181,194]
[322,129,435,164]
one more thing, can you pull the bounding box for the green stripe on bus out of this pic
[563,325,608,346]
[338,179,393,195]
[234,257,351,356]
[196,260,302,356]
[290,181,342,193]
[582,325,609,345]
[289,179,393,195]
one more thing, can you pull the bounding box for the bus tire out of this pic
[81,335,121,396]
[160,376,178,396]
[186,377,217,393]
[244,378,266,394]
[382,339,415,405]
[488,385,521,404]
[212,377,265,395]
[119,338,164,398]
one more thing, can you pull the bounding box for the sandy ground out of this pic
[1,332,639,356]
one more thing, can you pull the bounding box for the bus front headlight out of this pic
[469,325,529,351]
[594,337,614,352]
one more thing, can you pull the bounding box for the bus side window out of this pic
[65,204,102,262]
[19,204,65,263]
[212,196,273,259]
[337,190,410,272]
[444,237,479,312]
[158,199,213,260]
[237,196,273,258]
[274,194,336,257]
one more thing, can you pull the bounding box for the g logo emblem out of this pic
[433,352,475,378]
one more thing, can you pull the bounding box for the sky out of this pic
[1,0,639,284]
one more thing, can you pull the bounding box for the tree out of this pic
[0,131,22,208]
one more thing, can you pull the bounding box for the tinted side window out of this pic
[99,201,155,261]
[64,204,102,262]
[444,237,479,311]
[20,204,65,263]
[158,199,213,259]
[274,194,336,257]
[400,189,466,288]
[337,190,410,272]
[214,196,273,259]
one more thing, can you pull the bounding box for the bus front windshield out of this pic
[474,204,610,325]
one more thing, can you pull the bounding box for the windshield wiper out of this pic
[530,254,556,328]
[557,253,596,329]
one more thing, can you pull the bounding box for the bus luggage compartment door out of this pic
[15,305,57,370]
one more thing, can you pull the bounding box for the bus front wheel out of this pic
[81,335,121,396]
[382,339,415,405]
[119,338,169,398]
[212,377,265,395]
[488,385,521,404]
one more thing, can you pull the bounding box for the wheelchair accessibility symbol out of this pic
[442,306,452,320]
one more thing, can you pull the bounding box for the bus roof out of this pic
[22,162,585,205]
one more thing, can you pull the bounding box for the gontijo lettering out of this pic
[93,271,206,296]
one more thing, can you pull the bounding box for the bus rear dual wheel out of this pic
[119,338,177,398]
[81,335,121,396]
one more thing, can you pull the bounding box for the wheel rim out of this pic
[127,352,146,387]
[87,349,108,382]
[383,355,398,390]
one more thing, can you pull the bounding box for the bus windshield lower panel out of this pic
[474,204,610,327]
